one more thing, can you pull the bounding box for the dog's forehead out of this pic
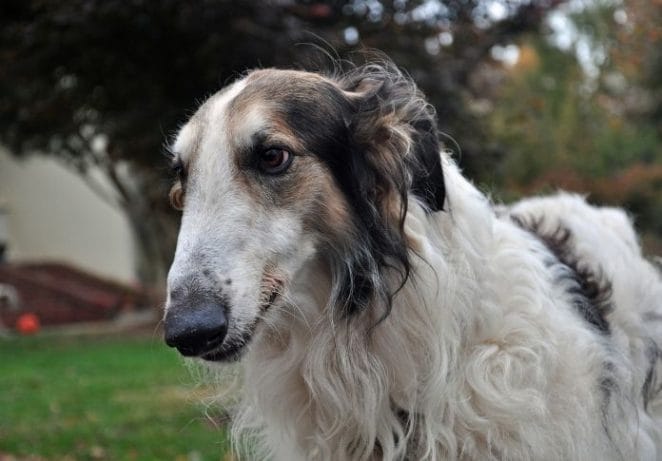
[173,69,346,164]
[226,69,341,123]
[242,68,333,96]
[234,69,352,149]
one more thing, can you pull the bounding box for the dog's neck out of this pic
[236,159,497,460]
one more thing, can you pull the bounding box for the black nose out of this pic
[164,300,228,357]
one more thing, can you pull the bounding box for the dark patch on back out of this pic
[597,359,621,448]
[642,339,662,410]
[512,215,613,334]
[643,311,662,322]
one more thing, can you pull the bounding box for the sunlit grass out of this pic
[0,334,229,460]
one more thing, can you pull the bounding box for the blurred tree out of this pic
[598,0,662,247]
[0,0,563,288]
[608,0,662,135]
[487,0,662,247]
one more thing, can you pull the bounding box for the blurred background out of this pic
[0,0,660,459]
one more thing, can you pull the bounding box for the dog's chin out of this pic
[200,343,247,362]
[198,326,256,363]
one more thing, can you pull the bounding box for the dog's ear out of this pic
[341,64,446,213]
[326,64,446,320]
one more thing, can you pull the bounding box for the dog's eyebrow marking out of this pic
[172,121,202,165]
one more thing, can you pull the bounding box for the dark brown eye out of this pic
[259,148,292,174]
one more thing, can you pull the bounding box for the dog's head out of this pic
[163,63,445,361]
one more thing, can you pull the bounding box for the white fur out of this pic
[221,158,662,460]
[167,72,662,460]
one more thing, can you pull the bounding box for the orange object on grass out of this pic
[16,313,40,335]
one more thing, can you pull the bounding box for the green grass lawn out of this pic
[0,334,230,461]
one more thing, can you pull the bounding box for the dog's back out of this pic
[509,193,662,450]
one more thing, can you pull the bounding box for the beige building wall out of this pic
[0,148,135,284]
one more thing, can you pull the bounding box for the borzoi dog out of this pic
[163,63,662,460]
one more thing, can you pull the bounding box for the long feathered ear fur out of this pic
[327,63,445,320]
[342,64,445,213]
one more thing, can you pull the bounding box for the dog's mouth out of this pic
[199,327,255,362]
[199,286,281,363]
